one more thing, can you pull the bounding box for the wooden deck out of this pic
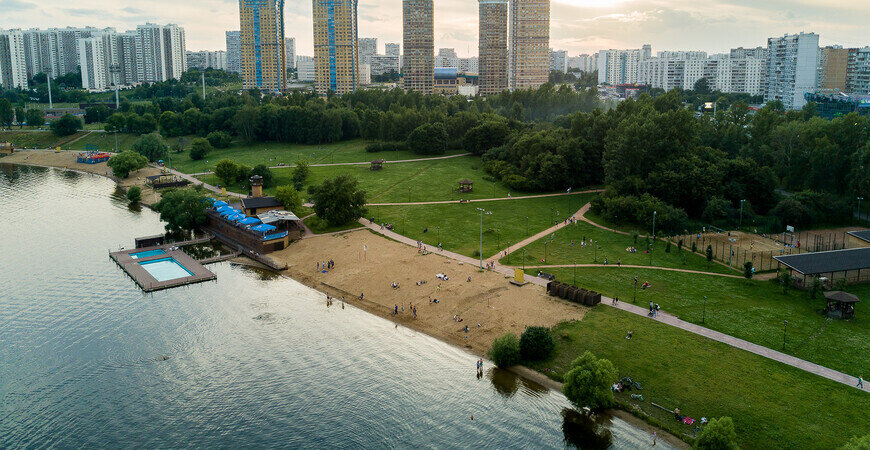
[110,244,217,293]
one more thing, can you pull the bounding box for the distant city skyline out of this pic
[3,0,870,57]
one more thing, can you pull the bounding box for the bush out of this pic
[406,122,448,155]
[126,186,142,203]
[591,192,689,235]
[365,141,407,153]
[206,131,232,148]
[50,114,81,137]
[107,151,148,178]
[562,351,618,410]
[665,240,672,253]
[307,175,368,226]
[214,159,239,186]
[743,261,754,280]
[189,137,212,161]
[25,109,45,127]
[291,159,310,190]
[519,326,555,361]
[154,188,208,233]
[694,417,740,450]
[249,164,274,187]
[275,185,302,212]
[488,333,521,368]
[131,132,169,162]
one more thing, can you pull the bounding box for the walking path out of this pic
[488,203,591,260]
[159,165,245,199]
[367,190,604,207]
[518,264,744,279]
[356,216,867,392]
[187,153,473,176]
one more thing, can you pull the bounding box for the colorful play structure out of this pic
[76,151,112,164]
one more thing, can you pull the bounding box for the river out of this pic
[0,163,670,448]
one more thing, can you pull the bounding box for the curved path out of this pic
[368,189,605,207]
[188,152,473,176]
[518,264,744,279]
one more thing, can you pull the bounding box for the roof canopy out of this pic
[258,210,300,224]
[848,230,870,244]
[824,291,860,304]
[459,179,473,185]
[774,248,870,275]
[251,224,277,232]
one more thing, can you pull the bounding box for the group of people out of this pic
[648,302,661,317]
[317,260,335,272]
[325,294,344,309]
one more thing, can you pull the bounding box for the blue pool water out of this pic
[139,257,193,282]
[129,249,166,259]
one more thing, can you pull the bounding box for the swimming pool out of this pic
[130,249,166,259]
[139,258,193,282]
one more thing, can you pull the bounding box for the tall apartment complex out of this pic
[636,48,767,96]
[549,49,567,73]
[385,43,401,57]
[0,30,29,90]
[765,32,819,110]
[187,50,228,71]
[403,0,434,93]
[508,0,549,90]
[226,31,242,74]
[818,46,849,92]
[239,0,287,92]
[285,38,296,70]
[847,48,870,94]
[567,53,597,73]
[312,0,359,95]
[597,45,651,85]
[358,38,377,64]
[479,0,509,95]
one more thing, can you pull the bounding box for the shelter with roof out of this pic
[823,291,859,319]
[458,179,473,193]
[370,159,385,171]
[847,231,870,248]
[146,173,189,189]
[774,247,870,287]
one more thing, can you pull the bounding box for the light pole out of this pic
[551,207,554,226]
[44,66,53,109]
[522,248,526,271]
[496,228,501,252]
[436,226,441,245]
[544,241,549,263]
[652,211,657,242]
[858,197,864,223]
[702,296,708,324]
[573,261,577,286]
[739,199,746,228]
[594,241,599,262]
[782,320,788,351]
[525,216,529,237]
[477,207,491,269]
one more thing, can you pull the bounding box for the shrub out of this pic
[214,159,239,186]
[235,164,252,183]
[107,151,148,178]
[275,185,302,212]
[779,270,792,295]
[488,333,521,368]
[694,417,739,450]
[365,141,407,153]
[743,261,754,280]
[154,188,208,233]
[665,240,672,253]
[692,241,698,253]
[249,164,274,187]
[131,132,169,162]
[206,131,232,148]
[562,351,618,410]
[50,114,81,137]
[291,159,310,190]
[519,326,555,361]
[406,122,448,155]
[840,435,870,450]
[126,186,142,203]
[189,137,212,161]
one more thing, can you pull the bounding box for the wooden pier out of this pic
[110,244,217,293]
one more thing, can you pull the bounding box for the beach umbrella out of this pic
[251,224,277,232]
[216,206,233,213]
[219,209,237,217]
[213,200,229,207]
[240,217,262,225]
[229,214,245,222]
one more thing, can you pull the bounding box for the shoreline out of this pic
[3,155,688,447]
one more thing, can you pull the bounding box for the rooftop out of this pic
[241,196,282,210]
[774,247,870,275]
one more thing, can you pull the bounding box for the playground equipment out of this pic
[76,151,111,164]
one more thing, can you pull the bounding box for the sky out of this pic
[2,0,870,57]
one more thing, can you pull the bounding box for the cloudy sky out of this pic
[2,0,869,57]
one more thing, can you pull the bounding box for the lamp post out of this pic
[782,320,788,351]
[496,228,501,253]
[594,241,599,262]
[436,226,441,245]
[573,260,577,286]
[522,248,526,271]
[506,242,511,264]
[859,197,865,224]
[702,296,708,324]
[544,241,549,263]
[44,66,53,109]
[477,207,491,269]
[739,199,746,228]
[526,216,529,237]
[652,210,657,242]
[634,277,638,303]
[551,207,555,226]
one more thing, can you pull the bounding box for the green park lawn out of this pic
[502,219,736,275]
[170,138,466,174]
[65,131,139,151]
[372,193,598,258]
[197,155,542,203]
[303,216,366,235]
[0,131,62,149]
[527,307,869,449]
[532,267,870,378]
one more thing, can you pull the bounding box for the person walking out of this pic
[859,376,864,389]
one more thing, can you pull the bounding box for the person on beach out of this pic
[653,432,657,446]
[394,305,398,315]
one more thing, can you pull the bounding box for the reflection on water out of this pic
[562,408,614,449]
[489,367,548,399]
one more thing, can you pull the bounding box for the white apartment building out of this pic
[186,50,228,71]
[359,38,377,64]
[597,45,651,85]
[435,48,459,69]
[459,57,478,74]
[226,31,242,74]
[766,32,819,110]
[368,54,400,75]
[847,47,870,95]
[296,56,315,81]
[0,29,29,90]
[638,49,767,95]
[567,53,598,73]
[385,43,400,57]
[78,36,107,90]
[285,38,296,70]
[549,49,567,73]
[359,63,371,85]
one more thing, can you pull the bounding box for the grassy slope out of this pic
[534,267,870,378]
[502,219,735,275]
[530,307,869,449]
[372,193,598,258]
[0,131,62,149]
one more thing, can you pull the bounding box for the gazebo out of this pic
[824,291,859,319]
[370,159,385,171]
[458,179,473,193]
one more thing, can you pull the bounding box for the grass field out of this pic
[198,156,533,203]
[502,219,736,275]
[371,193,598,258]
[303,216,366,235]
[170,139,466,174]
[528,307,869,449]
[530,266,870,378]
[0,131,62,149]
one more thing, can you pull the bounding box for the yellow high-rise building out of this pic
[479,0,508,96]
[312,0,359,96]
[239,0,287,92]
[403,0,434,93]
[509,0,549,91]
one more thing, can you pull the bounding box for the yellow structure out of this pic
[312,0,359,96]
[514,268,525,284]
[0,142,13,155]
[239,0,287,92]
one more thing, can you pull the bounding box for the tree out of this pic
[126,186,142,203]
[14,106,24,127]
[206,131,232,148]
[562,351,618,410]
[189,137,212,161]
[154,188,208,233]
[274,185,302,212]
[26,109,45,127]
[131,132,169,162]
[840,435,870,450]
[308,175,367,226]
[810,276,822,299]
[50,114,81,137]
[0,98,13,126]
[107,151,148,178]
[743,261,754,280]
[104,113,126,133]
[159,111,186,137]
[694,417,739,450]
[519,326,555,361]
[487,333,521,368]
[214,159,239,186]
[291,159,310,190]
[694,77,711,95]
[779,269,792,295]
[406,122,449,155]
[706,245,714,266]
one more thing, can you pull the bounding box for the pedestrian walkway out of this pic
[368,190,604,207]
[490,203,591,260]
[188,153,473,176]
[518,264,743,279]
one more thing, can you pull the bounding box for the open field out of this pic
[0,131,63,149]
[198,156,533,203]
[502,219,735,275]
[531,266,870,378]
[529,307,870,449]
[371,194,598,258]
[303,216,366,235]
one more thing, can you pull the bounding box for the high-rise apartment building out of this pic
[359,38,377,64]
[567,53,597,73]
[818,46,849,92]
[435,48,459,68]
[846,47,870,95]
[549,49,567,73]
[597,45,651,85]
[637,48,766,96]
[312,0,359,95]
[385,43,400,57]
[369,54,400,75]
[78,37,107,90]
[226,31,242,74]
[509,0,549,90]
[135,23,187,83]
[459,57,478,74]
[187,50,228,71]
[479,0,508,96]
[285,37,296,70]
[403,0,434,93]
[296,55,315,81]
[0,29,28,90]
[239,0,287,92]
[765,32,819,110]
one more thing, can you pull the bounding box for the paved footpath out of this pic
[357,216,868,392]
[519,264,743,279]
[368,189,604,207]
[188,152,473,176]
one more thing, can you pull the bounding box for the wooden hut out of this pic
[824,291,859,319]
[371,159,385,171]
[458,179,473,193]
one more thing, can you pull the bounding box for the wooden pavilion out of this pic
[824,291,859,319]
[371,159,385,171]
[458,179,473,193]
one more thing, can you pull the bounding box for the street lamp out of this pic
[522,248,526,271]
[544,241,549,263]
[739,199,746,228]
[496,228,501,252]
[782,320,789,351]
[652,211,657,242]
[436,226,441,245]
[702,296,708,324]
[526,216,529,237]
[573,260,577,286]
[858,197,865,223]
[594,241,599,262]
[477,207,492,269]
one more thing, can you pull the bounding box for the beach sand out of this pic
[3,150,163,204]
[273,229,587,355]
